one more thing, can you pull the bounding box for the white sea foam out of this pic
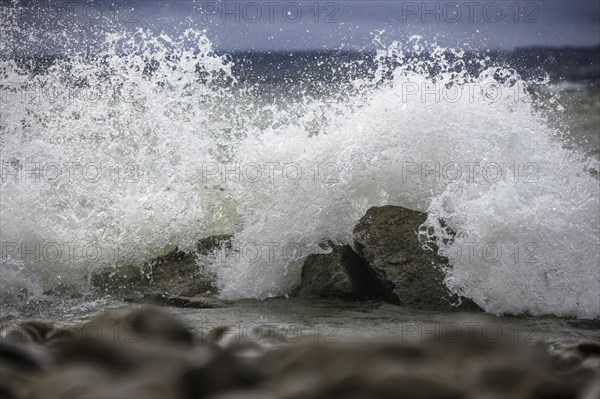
[1,20,598,318]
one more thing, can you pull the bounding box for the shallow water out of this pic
[50,299,598,350]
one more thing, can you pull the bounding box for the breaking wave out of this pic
[1,5,598,319]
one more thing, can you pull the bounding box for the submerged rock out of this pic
[294,243,378,301]
[92,249,213,298]
[353,206,479,311]
[92,235,233,302]
[124,292,226,309]
[197,234,234,254]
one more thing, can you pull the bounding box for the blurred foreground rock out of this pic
[1,307,598,399]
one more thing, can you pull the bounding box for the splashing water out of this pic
[1,10,598,319]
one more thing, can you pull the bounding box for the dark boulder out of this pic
[353,206,479,311]
[92,235,233,301]
[294,243,379,301]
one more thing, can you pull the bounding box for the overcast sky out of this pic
[4,0,600,52]
[144,0,600,51]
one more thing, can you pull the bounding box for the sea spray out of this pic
[217,37,599,321]
[1,11,598,318]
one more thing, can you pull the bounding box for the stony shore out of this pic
[1,306,599,398]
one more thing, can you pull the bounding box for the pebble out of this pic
[1,307,598,399]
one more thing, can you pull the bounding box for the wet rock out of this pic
[260,342,418,387]
[42,282,86,299]
[566,319,600,330]
[0,341,47,398]
[13,321,57,344]
[197,234,233,254]
[1,325,35,345]
[0,320,67,345]
[24,367,108,399]
[294,243,378,301]
[49,339,139,373]
[207,325,288,348]
[83,307,196,347]
[325,374,468,399]
[551,342,600,377]
[91,263,140,293]
[353,205,479,311]
[475,364,533,394]
[0,341,46,374]
[206,389,276,399]
[92,249,213,298]
[260,341,468,399]
[92,235,233,300]
[25,367,176,399]
[124,292,226,308]
[516,375,580,399]
[573,341,600,358]
[45,328,77,347]
[581,378,600,399]
[178,344,258,398]
[472,362,575,398]
[78,377,178,399]
[207,325,234,343]
[44,310,201,383]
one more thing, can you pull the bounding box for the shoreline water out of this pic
[4,298,599,345]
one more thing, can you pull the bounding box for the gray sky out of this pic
[6,0,600,51]
[122,0,600,50]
